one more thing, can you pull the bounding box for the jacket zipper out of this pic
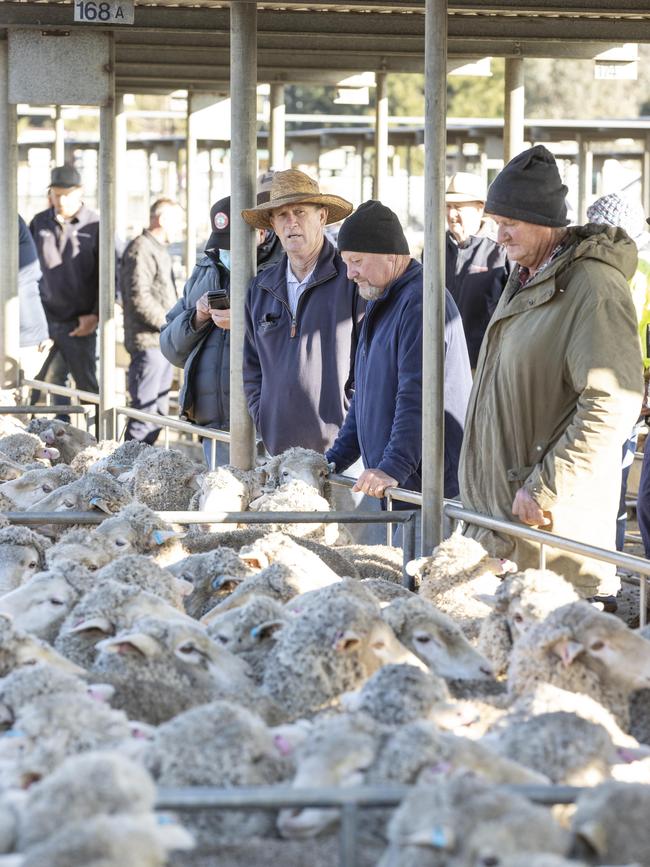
[263,282,322,341]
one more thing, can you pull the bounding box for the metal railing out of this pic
[154,783,582,867]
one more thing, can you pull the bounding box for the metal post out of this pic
[185,92,198,275]
[230,1,257,470]
[98,36,116,439]
[54,105,65,166]
[421,0,447,555]
[577,135,593,224]
[641,573,647,629]
[0,41,19,390]
[402,512,417,588]
[269,83,286,170]
[339,803,358,867]
[539,542,546,570]
[503,57,524,164]
[374,71,388,200]
[115,93,128,246]
[641,136,650,217]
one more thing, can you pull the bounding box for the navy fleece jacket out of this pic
[326,259,472,499]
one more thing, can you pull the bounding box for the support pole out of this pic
[269,83,286,170]
[98,36,116,439]
[115,94,128,245]
[421,0,447,555]
[503,57,524,164]
[185,92,198,275]
[373,71,388,200]
[230,1,257,470]
[0,41,18,389]
[577,135,593,224]
[54,105,65,166]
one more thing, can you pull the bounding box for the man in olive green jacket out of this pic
[459,145,643,597]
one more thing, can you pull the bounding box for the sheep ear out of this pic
[151,529,183,546]
[250,619,285,641]
[37,446,59,461]
[129,720,156,740]
[573,821,608,857]
[401,825,455,850]
[66,616,113,635]
[86,683,115,703]
[474,593,499,608]
[97,632,159,658]
[88,496,113,514]
[154,815,196,851]
[552,637,584,667]
[174,577,194,597]
[211,575,244,593]
[334,630,361,652]
[405,557,428,577]
[240,552,269,570]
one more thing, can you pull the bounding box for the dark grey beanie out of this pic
[485,145,569,227]
[337,200,410,254]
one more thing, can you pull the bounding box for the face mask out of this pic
[220,250,231,270]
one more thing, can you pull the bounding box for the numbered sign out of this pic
[74,0,134,24]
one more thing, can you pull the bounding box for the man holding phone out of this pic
[161,193,282,464]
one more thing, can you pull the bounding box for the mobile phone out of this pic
[207,289,230,311]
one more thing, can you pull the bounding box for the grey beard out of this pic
[358,283,385,301]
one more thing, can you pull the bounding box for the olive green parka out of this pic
[459,224,644,596]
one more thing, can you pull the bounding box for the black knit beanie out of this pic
[337,200,410,254]
[485,145,569,227]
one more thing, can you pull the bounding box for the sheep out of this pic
[169,548,256,619]
[407,531,517,639]
[258,447,332,498]
[0,527,50,595]
[0,457,27,483]
[381,596,495,681]
[508,601,650,729]
[94,502,185,564]
[0,614,84,677]
[340,663,450,726]
[477,568,581,676]
[202,561,342,620]
[26,473,131,538]
[205,595,288,684]
[248,479,341,543]
[0,664,94,728]
[145,701,292,847]
[259,589,426,721]
[26,418,96,464]
[46,527,119,573]
[69,439,122,475]
[192,463,262,514]
[0,432,59,466]
[0,465,78,510]
[54,579,189,669]
[336,544,404,583]
[84,438,152,476]
[122,447,204,511]
[91,615,255,724]
[0,564,95,642]
[238,530,352,584]
[570,781,650,865]
[358,578,414,605]
[94,555,190,609]
[0,751,193,866]
[378,775,569,867]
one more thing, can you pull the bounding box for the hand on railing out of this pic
[352,468,398,499]
[512,487,551,527]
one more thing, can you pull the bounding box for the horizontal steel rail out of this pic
[0,405,91,416]
[21,378,100,405]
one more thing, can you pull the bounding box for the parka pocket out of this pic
[506,466,533,482]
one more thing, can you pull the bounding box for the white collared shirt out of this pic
[286,260,315,315]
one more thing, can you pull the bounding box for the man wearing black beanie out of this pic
[459,144,644,599]
[326,200,472,507]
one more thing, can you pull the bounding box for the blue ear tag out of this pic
[152,530,166,545]
[250,625,261,638]
[211,576,224,590]
[2,729,25,738]
[156,813,175,826]
[430,826,447,849]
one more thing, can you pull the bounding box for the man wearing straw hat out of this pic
[242,169,365,456]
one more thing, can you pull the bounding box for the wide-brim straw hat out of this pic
[241,169,353,229]
[445,171,487,204]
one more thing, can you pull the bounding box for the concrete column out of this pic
[229,1,257,470]
[98,36,116,439]
[577,135,593,224]
[503,57,525,164]
[114,94,128,246]
[421,0,447,555]
[54,105,65,166]
[373,71,388,200]
[185,93,198,275]
[0,42,19,389]
[269,83,286,170]
[642,136,650,218]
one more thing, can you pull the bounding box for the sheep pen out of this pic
[1,424,650,867]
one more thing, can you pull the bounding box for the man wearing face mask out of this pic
[160,193,283,465]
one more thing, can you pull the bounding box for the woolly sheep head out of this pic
[0,466,78,510]
[26,474,131,523]
[0,570,85,642]
[406,532,517,583]
[0,527,50,595]
[0,614,85,677]
[95,503,182,556]
[257,447,332,498]
[0,432,60,466]
[29,419,96,464]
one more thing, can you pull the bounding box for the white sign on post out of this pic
[74,0,134,25]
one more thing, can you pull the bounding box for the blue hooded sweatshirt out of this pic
[326,259,472,499]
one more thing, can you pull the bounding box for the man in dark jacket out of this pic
[241,169,364,455]
[326,200,472,502]
[120,198,183,443]
[445,172,510,369]
[161,194,283,465]
[29,165,99,407]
